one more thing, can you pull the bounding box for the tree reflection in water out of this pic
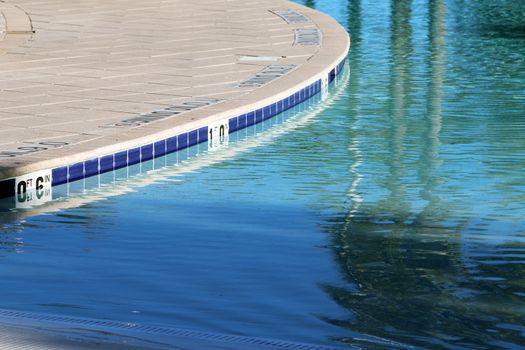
[306,0,525,348]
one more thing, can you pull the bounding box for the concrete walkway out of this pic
[0,0,348,197]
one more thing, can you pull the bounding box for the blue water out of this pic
[1,0,525,349]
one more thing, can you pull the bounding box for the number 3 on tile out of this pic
[208,120,229,150]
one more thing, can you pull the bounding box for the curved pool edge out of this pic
[0,1,349,200]
[0,64,350,219]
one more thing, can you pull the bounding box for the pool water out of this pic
[1,0,525,349]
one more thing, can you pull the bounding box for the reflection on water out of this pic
[0,0,524,349]
[299,0,525,348]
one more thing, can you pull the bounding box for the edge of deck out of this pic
[0,1,349,199]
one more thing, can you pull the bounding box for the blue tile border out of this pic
[178,133,188,150]
[68,162,84,182]
[154,140,166,159]
[85,158,99,178]
[198,127,208,143]
[166,137,177,154]
[100,155,114,174]
[51,167,67,186]
[0,59,347,199]
[188,130,198,147]
[128,147,141,166]
[114,151,128,170]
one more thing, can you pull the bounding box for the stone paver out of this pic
[0,0,349,191]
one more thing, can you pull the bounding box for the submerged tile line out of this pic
[0,59,347,201]
[0,308,347,350]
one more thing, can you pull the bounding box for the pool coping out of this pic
[1,66,349,218]
[0,1,349,199]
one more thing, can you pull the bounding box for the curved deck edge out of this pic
[0,1,349,199]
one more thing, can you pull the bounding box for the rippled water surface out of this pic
[1,0,525,349]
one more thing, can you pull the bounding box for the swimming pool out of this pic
[1,0,525,349]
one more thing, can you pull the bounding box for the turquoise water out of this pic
[1,0,525,349]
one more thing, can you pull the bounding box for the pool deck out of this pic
[0,0,349,197]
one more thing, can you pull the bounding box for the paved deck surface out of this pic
[0,0,348,182]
